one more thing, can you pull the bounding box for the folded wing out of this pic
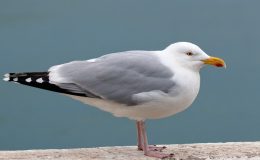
[49,51,175,105]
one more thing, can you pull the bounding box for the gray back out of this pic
[56,51,175,105]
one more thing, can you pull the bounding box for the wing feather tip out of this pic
[3,73,10,81]
[3,77,10,81]
[4,73,10,77]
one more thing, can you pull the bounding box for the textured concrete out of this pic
[0,142,260,160]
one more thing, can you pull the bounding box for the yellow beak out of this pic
[202,56,226,68]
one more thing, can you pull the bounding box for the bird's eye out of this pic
[186,52,193,56]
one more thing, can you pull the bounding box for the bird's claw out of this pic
[138,145,167,152]
[148,145,167,152]
[145,151,174,159]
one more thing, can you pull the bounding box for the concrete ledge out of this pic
[0,142,260,160]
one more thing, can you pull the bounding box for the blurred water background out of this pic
[0,0,260,150]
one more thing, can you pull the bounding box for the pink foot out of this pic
[145,151,174,159]
[138,145,167,152]
[148,145,167,152]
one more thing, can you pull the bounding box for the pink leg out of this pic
[136,121,142,150]
[136,121,167,152]
[139,121,174,159]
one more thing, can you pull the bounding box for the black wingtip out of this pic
[3,72,49,83]
[3,72,88,97]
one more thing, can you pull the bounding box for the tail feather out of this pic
[3,72,86,97]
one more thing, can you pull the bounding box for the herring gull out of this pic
[3,42,226,158]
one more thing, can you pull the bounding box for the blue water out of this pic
[1,0,260,150]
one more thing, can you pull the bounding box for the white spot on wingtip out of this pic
[4,73,10,77]
[13,78,18,82]
[36,78,44,83]
[3,77,10,81]
[25,78,32,82]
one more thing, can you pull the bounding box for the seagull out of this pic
[3,42,226,159]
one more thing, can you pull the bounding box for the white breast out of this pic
[131,51,201,119]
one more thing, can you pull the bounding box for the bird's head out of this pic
[164,42,226,71]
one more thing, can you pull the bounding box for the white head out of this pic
[165,42,226,71]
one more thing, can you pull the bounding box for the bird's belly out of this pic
[67,87,198,120]
[127,91,198,120]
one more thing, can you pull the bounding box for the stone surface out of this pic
[0,142,260,160]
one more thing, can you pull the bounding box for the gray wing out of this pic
[49,51,175,105]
